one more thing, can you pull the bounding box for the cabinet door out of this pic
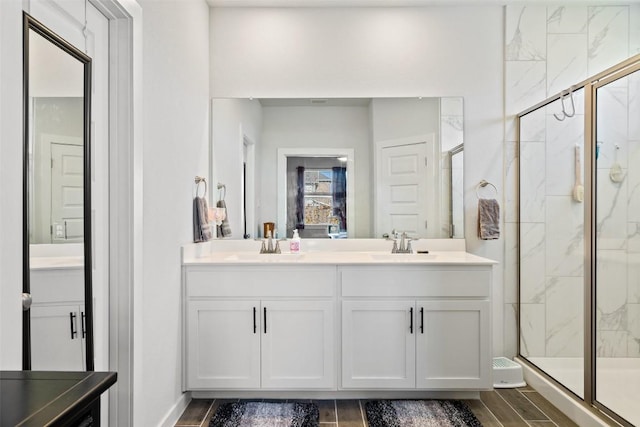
[31,304,84,371]
[261,300,335,389]
[186,300,260,389]
[342,300,415,389]
[416,300,491,389]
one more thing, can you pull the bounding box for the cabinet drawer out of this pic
[186,267,335,298]
[30,269,84,304]
[340,268,490,298]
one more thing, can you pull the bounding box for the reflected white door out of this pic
[50,141,84,243]
[376,136,436,238]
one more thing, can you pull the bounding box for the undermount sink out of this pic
[223,253,306,262]
[368,253,437,262]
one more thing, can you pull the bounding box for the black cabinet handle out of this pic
[81,312,86,338]
[69,312,77,339]
[420,307,424,334]
[253,307,257,333]
[409,307,413,334]
[263,307,267,334]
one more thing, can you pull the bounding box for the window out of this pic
[303,169,333,225]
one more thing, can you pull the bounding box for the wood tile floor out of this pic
[175,386,579,426]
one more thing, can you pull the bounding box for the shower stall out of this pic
[518,54,640,426]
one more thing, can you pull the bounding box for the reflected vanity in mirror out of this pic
[23,13,93,371]
[211,97,464,239]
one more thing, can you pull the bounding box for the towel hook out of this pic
[553,90,567,121]
[553,86,576,121]
[476,180,498,199]
[217,182,226,201]
[194,176,207,198]
[563,86,576,118]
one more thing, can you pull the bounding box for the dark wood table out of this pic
[1,371,117,426]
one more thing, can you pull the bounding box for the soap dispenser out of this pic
[290,229,301,254]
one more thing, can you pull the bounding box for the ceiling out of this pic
[207,0,639,7]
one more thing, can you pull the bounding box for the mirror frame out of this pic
[22,12,94,370]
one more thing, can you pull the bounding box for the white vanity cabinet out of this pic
[340,266,492,390]
[184,266,336,391]
[29,267,86,371]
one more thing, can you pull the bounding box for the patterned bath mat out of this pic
[365,400,482,427]
[209,401,319,427]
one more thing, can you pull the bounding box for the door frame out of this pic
[92,1,141,426]
[79,1,142,425]
[242,130,256,239]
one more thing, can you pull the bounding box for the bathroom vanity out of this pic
[29,255,86,371]
[182,240,495,398]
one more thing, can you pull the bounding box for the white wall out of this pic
[0,0,23,369]
[370,97,440,143]
[138,0,210,425]
[210,6,506,355]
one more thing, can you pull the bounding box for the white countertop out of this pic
[183,250,496,266]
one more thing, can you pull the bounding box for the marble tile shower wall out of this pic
[504,5,640,358]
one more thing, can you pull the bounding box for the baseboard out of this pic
[190,390,481,400]
[158,392,191,427]
[515,357,608,427]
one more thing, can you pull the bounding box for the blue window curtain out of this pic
[296,166,305,229]
[332,167,347,231]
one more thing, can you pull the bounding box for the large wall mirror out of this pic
[211,97,464,239]
[22,13,93,371]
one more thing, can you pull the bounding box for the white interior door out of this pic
[50,141,84,243]
[376,135,437,238]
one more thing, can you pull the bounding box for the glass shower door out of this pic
[519,90,586,399]
[594,65,640,427]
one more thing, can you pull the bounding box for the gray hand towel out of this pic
[193,196,212,242]
[478,198,500,240]
[217,199,232,238]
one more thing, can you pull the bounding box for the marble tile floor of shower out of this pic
[175,386,579,427]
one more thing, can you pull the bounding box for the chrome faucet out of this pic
[390,231,416,254]
[260,231,285,254]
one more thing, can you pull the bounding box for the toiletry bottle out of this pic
[290,229,301,254]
